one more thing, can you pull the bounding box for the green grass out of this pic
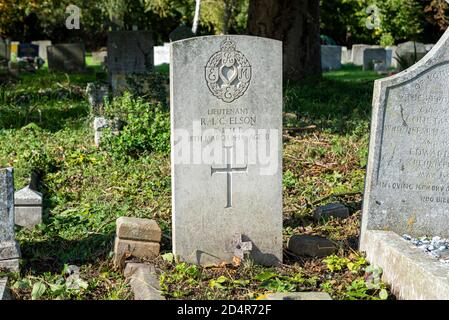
[0,65,392,300]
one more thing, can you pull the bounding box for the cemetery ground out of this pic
[0,61,391,300]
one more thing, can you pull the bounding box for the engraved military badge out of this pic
[205,38,252,103]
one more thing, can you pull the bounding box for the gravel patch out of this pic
[403,234,449,264]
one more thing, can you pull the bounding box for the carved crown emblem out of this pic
[205,38,252,103]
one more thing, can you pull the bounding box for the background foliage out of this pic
[1,0,448,47]
[321,0,449,46]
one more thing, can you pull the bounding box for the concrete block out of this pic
[116,217,161,242]
[113,238,160,268]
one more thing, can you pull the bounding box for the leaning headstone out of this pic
[0,168,20,272]
[171,36,283,266]
[107,31,154,91]
[47,43,86,72]
[169,25,195,42]
[321,45,342,71]
[360,23,449,299]
[363,48,387,71]
[18,43,39,58]
[31,40,52,61]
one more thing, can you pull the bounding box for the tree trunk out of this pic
[247,0,321,82]
[222,0,231,34]
[222,0,237,35]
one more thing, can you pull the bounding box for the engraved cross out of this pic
[211,145,247,208]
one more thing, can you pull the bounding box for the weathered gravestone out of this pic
[47,43,86,72]
[360,23,449,299]
[31,40,52,61]
[107,31,154,74]
[171,36,283,266]
[14,172,43,230]
[363,48,387,71]
[107,31,154,90]
[351,44,382,66]
[0,168,20,272]
[321,45,342,71]
[394,41,427,71]
[86,82,109,116]
[18,43,39,58]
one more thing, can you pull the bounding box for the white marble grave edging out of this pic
[361,230,449,300]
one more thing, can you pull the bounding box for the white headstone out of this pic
[154,43,170,65]
[31,40,52,61]
[171,36,283,266]
[341,47,352,64]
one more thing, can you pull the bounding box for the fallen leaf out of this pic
[232,256,241,267]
